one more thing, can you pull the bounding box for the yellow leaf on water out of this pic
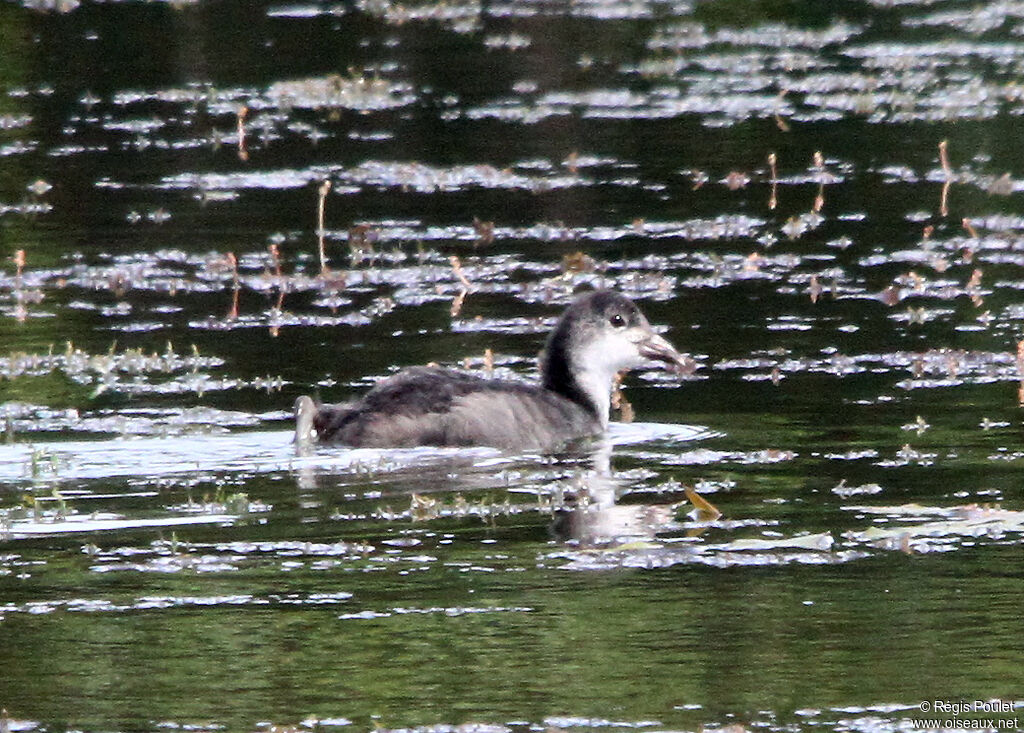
[685,485,722,522]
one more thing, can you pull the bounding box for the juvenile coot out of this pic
[294,290,688,451]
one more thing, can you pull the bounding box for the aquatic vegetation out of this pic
[0,341,223,382]
[175,488,270,516]
[374,491,525,524]
[0,341,285,405]
[23,446,64,479]
[357,0,483,32]
[266,73,415,112]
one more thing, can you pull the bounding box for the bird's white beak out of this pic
[636,332,693,375]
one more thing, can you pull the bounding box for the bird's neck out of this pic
[541,340,610,427]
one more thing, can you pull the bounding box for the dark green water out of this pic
[2,0,1024,731]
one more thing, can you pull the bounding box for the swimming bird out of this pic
[294,290,688,451]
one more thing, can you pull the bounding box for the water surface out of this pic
[2,0,1024,731]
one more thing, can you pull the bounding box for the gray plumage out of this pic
[294,290,687,451]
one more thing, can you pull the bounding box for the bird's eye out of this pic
[609,313,626,328]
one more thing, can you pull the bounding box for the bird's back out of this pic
[310,366,599,450]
